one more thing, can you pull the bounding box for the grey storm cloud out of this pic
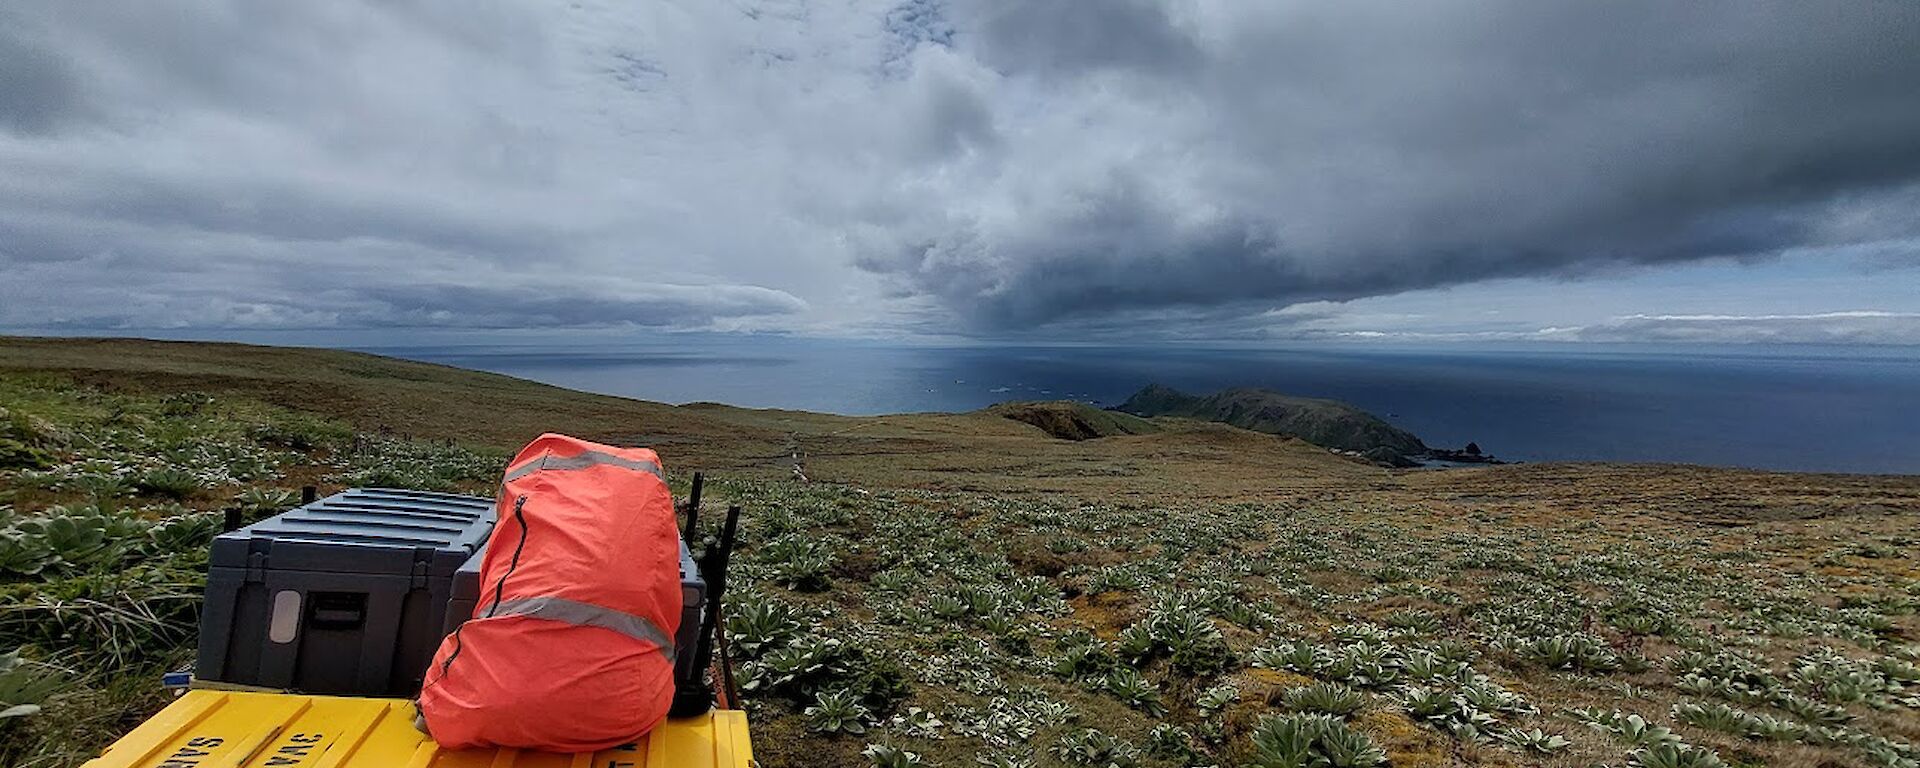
[0,26,89,136]
[857,1,1920,329]
[2,1,1918,335]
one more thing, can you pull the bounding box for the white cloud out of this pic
[1563,312,1920,345]
[2,2,1918,338]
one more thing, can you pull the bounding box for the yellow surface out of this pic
[82,690,753,768]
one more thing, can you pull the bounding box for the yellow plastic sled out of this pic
[82,689,752,768]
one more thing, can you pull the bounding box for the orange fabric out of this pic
[418,434,682,752]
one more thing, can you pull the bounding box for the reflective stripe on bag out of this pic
[487,595,675,654]
[503,449,666,483]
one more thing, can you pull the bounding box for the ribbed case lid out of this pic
[210,488,497,576]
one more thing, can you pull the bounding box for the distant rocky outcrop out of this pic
[987,401,1162,441]
[1115,384,1428,459]
[1426,446,1507,464]
[1363,446,1421,468]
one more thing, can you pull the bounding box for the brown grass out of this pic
[5,335,1918,768]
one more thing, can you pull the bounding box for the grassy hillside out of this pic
[1,337,1917,768]
[986,401,1163,441]
[1118,384,1428,458]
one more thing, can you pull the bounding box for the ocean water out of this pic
[360,338,1920,475]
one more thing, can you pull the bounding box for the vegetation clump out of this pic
[0,374,505,766]
[1248,713,1388,768]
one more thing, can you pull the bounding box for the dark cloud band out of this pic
[860,1,1920,329]
[2,1,1916,336]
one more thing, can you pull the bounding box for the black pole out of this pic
[301,485,317,505]
[692,505,741,683]
[222,507,243,532]
[682,472,703,545]
[713,505,740,598]
[712,505,742,707]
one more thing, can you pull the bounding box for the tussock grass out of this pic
[0,372,504,766]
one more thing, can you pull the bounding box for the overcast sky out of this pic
[3,1,1918,345]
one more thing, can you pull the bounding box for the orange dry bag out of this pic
[418,434,682,751]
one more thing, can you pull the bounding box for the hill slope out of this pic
[984,401,1162,440]
[2,337,1917,768]
[1116,384,1427,456]
[0,337,1370,497]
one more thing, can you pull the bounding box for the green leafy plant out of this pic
[1219,599,1269,629]
[1744,712,1808,742]
[1776,691,1854,725]
[978,610,1020,636]
[32,514,112,567]
[1250,713,1387,768]
[1402,686,1457,722]
[805,689,871,734]
[1116,601,1231,675]
[928,592,970,620]
[869,569,917,593]
[140,514,223,557]
[0,649,60,719]
[1321,641,1402,689]
[1630,743,1729,768]
[1383,609,1441,634]
[1052,728,1140,768]
[742,635,854,699]
[0,530,56,577]
[1282,681,1367,717]
[1053,633,1120,681]
[972,753,1033,768]
[330,435,504,493]
[762,536,836,592]
[1250,712,1319,768]
[839,650,913,715]
[1046,536,1087,554]
[235,487,300,514]
[1612,612,1675,636]
[1671,701,1757,736]
[1877,657,1920,684]
[1100,667,1165,715]
[1144,724,1197,761]
[1317,723,1392,768]
[1425,640,1477,667]
[1116,622,1154,661]
[1496,727,1570,754]
[862,743,926,768]
[1666,650,1773,688]
[1250,640,1326,675]
[1572,709,1685,748]
[1403,685,1496,736]
[1197,682,1239,714]
[726,593,804,659]
[134,468,201,500]
[73,474,131,507]
[0,437,54,471]
[1512,634,1621,672]
[1398,651,1466,682]
[14,510,147,572]
[1457,676,1534,718]
[959,585,1001,617]
[891,706,943,739]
